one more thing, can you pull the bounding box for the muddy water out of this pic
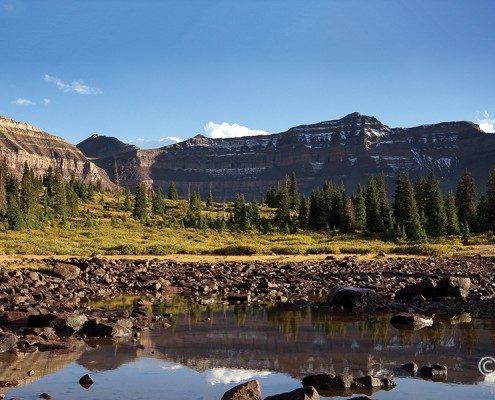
[3,300,495,399]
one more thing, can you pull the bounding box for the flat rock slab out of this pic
[265,386,320,400]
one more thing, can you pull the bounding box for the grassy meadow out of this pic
[0,192,489,259]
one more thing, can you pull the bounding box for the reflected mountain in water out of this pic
[75,301,495,385]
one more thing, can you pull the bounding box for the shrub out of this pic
[213,245,258,255]
[306,245,339,255]
[390,244,453,256]
[271,246,305,255]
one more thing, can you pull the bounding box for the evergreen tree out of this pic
[151,187,166,216]
[298,195,309,228]
[352,185,367,231]
[424,170,447,237]
[246,199,261,228]
[20,162,39,228]
[366,176,382,233]
[414,174,427,217]
[486,166,495,231]
[476,194,490,233]
[288,172,300,211]
[53,169,66,218]
[445,191,460,235]
[122,186,132,211]
[456,169,478,231]
[341,198,356,233]
[232,193,247,229]
[206,189,214,209]
[377,174,393,235]
[0,158,8,212]
[167,182,179,200]
[393,173,426,240]
[133,182,148,222]
[275,184,291,225]
[265,184,278,208]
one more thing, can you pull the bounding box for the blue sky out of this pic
[1,0,494,148]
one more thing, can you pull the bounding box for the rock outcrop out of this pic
[0,116,112,186]
[77,112,495,199]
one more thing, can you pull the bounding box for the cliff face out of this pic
[0,116,112,186]
[78,112,495,199]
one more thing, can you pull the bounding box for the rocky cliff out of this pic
[78,112,495,199]
[0,116,112,186]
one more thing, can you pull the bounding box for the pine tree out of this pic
[298,195,310,228]
[53,169,66,219]
[275,184,291,225]
[206,189,214,209]
[232,193,247,229]
[456,169,478,231]
[247,199,261,228]
[366,176,382,233]
[122,186,132,211]
[486,166,495,231]
[414,174,427,217]
[424,170,447,237]
[352,185,367,231]
[133,182,148,222]
[445,191,460,235]
[167,182,179,201]
[394,173,426,240]
[20,162,39,228]
[476,194,490,232]
[288,172,300,211]
[0,158,8,212]
[341,198,356,233]
[378,174,393,235]
[151,187,166,216]
[265,184,278,208]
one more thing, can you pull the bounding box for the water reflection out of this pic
[4,298,495,399]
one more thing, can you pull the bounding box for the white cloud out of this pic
[12,98,35,106]
[43,98,51,105]
[204,121,270,139]
[204,368,272,386]
[44,74,102,95]
[477,111,495,133]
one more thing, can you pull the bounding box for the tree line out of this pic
[1,159,495,242]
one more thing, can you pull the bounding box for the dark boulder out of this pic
[327,287,384,309]
[390,313,433,330]
[82,319,132,337]
[434,277,470,301]
[395,279,435,300]
[302,374,353,389]
[419,364,447,377]
[400,361,418,376]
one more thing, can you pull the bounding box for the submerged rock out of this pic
[327,287,384,309]
[419,364,448,377]
[302,374,353,389]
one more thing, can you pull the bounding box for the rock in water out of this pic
[420,364,448,377]
[401,361,418,376]
[79,374,95,388]
[265,386,319,400]
[434,277,470,301]
[221,380,262,400]
[327,287,384,309]
[390,312,433,330]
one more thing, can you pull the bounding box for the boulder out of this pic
[52,263,80,280]
[79,374,94,388]
[82,319,132,337]
[327,287,384,309]
[390,312,433,330]
[29,313,88,333]
[221,380,262,400]
[419,364,447,377]
[400,361,418,376]
[265,386,319,400]
[352,376,383,389]
[395,279,435,300]
[0,333,17,353]
[434,277,470,301]
[302,374,353,389]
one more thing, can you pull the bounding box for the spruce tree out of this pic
[151,187,166,217]
[122,186,132,211]
[275,184,291,225]
[247,199,261,228]
[486,166,495,231]
[288,172,300,211]
[378,174,393,235]
[476,194,490,233]
[341,198,356,233]
[424,170,447,237]
[353,185,367,231]
[414,174,427,216]
[167,182,179,200]
[394,173,426,240]
[456,169,478,231]
[366,176,382,233]
[133,182,148,222]
[232,193,247,229]
[445,191,460,235]
[265,184,278,208]
[53,169,66,219]
[298,195,310,228]
[206,190,214,209]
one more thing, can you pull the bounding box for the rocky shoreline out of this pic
[0,254,494,397]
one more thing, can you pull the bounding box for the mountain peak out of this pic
[342,112,362,119]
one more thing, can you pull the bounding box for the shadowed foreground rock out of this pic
[221,380,262,400]
[390,313,433,330]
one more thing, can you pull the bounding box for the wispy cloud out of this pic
[44,74,102,95]
[477,111,495,133]
[204,121,270,139]
[12,98,35,106]
[43,98,51,105]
